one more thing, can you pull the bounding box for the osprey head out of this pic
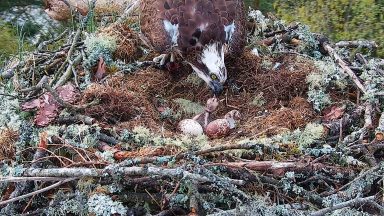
[187,42,227,96]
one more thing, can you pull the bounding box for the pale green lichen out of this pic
[46,191,88,216]
[0,86,22,131]
[307,59,347,111]
[173,98,205,116]
[84,34,117,69]
[95,150,115,163]
[183,73,204,87]
[87,193,127,216]
[131,126,152,146]
[361,59,384,104]
[250,92,266,107]
[297,123,325,148]
[62,124,100,148]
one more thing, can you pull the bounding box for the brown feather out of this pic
[140,0,246,55]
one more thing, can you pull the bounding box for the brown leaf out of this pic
[322,105,346,122]
[95,56,106,81]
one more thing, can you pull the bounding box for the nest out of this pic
[85,50,318,137]
[99,23,142,62]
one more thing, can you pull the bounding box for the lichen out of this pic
[173,98,205,116]
[307,59,347,111]
[46,191,88,216]
[0,86,22,131]
[62,124,100,148]
[297,123,325,148]
[87,193,127,216]
[250,92,266,107]
[83,34,117,69]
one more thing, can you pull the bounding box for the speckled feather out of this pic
[140,0,246,56]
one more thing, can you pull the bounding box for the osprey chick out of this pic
[140,0,246,95]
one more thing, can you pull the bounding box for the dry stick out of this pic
[116,0,140,24]
[310,196,375,216]
[0,177,68,183]
[38,29,69,51]
[335,40,378,49]
[53,54,83,89]
[21,167,244,186]
[323,43,367,94]
[321,164,380,197]
[0,178,77,206]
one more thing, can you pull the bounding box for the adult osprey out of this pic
[140,0,246,95]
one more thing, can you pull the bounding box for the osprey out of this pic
[140,0,246,95]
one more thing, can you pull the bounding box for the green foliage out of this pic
[275,0,384,56]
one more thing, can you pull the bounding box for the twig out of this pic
[0,177,68,183]
[0,178,77,206]
[310,196,375,216]
[38,29,69,51]
[321,164,380,197]
[323,43,367,94]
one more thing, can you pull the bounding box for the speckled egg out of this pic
[177,119,204,136]
[205,119,231,139]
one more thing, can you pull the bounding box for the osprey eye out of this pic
[210,74,217,80]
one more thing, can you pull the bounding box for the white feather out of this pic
[201,43,226,82]
[163,20,179,45]
[224,21,236,42]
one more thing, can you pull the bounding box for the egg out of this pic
[205,110,241,139]
[177,119,204,136]
[205,119,231,139]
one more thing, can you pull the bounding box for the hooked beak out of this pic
[211,80,223,96]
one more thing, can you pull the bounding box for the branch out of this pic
[21,166,245,186]
[335,40,378,49]
[310,196,375,216]
[0,178,77,206]
[323,43,367,94]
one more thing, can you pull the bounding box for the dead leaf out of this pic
[21,99,41,110]
[322,105,346,122]
[95,56,106,81]
[22,83,78,127]
[56,83,78,103]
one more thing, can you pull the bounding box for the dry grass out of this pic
[0,129,18,160]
